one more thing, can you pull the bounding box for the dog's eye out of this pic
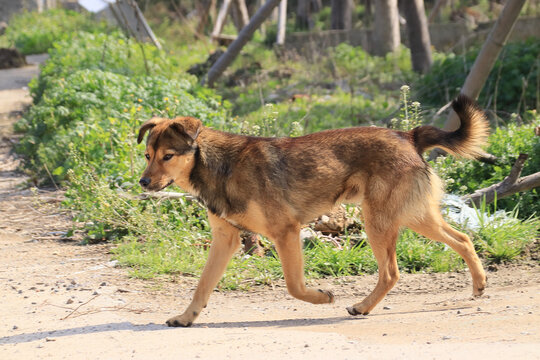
[163,154,174,161]
[145,154,150,160]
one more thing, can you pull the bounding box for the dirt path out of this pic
[1,61,539,360]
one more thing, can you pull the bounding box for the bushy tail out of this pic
[410,94,489,158]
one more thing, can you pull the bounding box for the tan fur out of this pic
[137,96,488,327]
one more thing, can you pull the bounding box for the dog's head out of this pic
[137,116,202,192]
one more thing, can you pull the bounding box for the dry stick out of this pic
[43,164,60,191]
[61,294,100,320]
[463,153,540,207]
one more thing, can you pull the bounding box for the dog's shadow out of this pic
[194,315,363,329]
[0,317,363,345]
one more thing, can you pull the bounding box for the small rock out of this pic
[382,333,387,336]
[66,298,74,305]
[457,310,461,314]
[442,335,451,340]
[304,344,309,348]
[12,325,18,330]
[383,306,391,310]
[92,291,99,295]
[70,280,77,285]
[100,282,107,287]
[477,307,482,311]
[45,337,55,342]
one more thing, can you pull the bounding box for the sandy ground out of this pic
[1,58,539,360]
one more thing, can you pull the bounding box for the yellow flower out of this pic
[163,97,169,101]
[137,106,142,111]
[137,98,143,103]
[166,106,170,111]
[123,108,128,112]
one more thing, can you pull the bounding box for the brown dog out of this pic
[137,94,488,327]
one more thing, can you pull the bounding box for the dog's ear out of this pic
[171,117,203,142]
[137,117,163,144]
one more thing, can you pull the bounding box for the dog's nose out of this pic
[139,177,150,188]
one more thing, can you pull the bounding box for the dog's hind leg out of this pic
[406,207,486,296]
[272,226,335,304]
[346,219,400,316]
[166,212,241,327]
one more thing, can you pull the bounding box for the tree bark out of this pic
[331,0,353,30]
[402,0,432,73]
[463,153,540,207]
[205,0,282,87]
[442,0,527,132]
[373,0,401,55]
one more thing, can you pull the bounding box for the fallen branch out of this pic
[463,153,540,207]
[118,190,197,202]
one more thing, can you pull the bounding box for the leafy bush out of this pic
[416,38,540,116]
[30,31,188,102]
[4,9,110,55]
[15,33,225,183]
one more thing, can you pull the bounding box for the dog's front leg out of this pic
[273,227,335,304]
[166,212,241,327]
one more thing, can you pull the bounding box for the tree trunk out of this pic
[212,0,233,39]
[373,0,400,55]
[231,0,250,32]
[442,0,527,132]
[331,0,353,30]
[276,0,287,45]
[402,0,432,73]
[296,0,312,30]
[205,0,282,87]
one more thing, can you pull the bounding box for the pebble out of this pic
[100,282,107,286]
[383,306,391,310]
[66,298,74,304]
[12,325,18,330]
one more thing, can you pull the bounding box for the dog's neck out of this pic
[188,128,248,217]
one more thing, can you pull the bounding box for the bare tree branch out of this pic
[463,153,540,207]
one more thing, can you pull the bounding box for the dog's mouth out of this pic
[145,179,174,192]
[159,179,174,191]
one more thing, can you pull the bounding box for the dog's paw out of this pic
[166,315,193,327]
[318,289,335,303]
[346,305,369,316]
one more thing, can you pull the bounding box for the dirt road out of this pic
[1,60,539,360]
